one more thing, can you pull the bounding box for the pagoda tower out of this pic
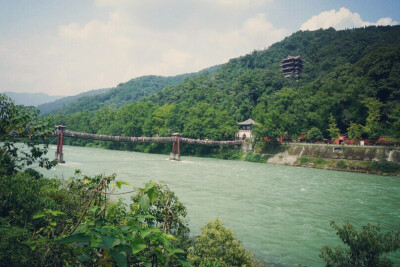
[281,55,304,78]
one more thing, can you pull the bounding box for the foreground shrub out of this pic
[371,159,400,174]
[245,152,266,163]
[298,156,312,164]
[188,218,257,267]
[0,172,190,266]
[320,221,400,267]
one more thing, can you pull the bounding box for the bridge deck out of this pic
[62,130,243,146]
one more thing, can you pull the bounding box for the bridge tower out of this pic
[55,125,66,163]
[170,133,181,161]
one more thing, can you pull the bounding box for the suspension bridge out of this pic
[54,125,244,162]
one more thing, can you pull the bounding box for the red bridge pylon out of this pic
[55,125,66,163]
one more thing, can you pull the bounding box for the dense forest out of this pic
[49,26,400,155]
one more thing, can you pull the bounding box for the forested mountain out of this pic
[52,26,400,152]
[41,65,220,116]
[38,87,111,115]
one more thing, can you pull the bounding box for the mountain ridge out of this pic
[39,65,221,116]
[2,91,65,107]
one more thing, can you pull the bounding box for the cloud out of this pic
[54,8,285,94]
[300,7,398,31]
[0,1,285,96]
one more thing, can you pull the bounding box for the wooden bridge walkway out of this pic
[54,126,243,163]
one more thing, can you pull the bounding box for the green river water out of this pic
[38,145,400,266]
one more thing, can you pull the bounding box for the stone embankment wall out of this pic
[266,144,400,164]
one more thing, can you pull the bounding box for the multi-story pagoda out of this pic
[281,55,304,78]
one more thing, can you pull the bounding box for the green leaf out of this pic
[162,233,177,240]
[140,228,151,239]
[171,248,185,254]
[110,251,127,267]
[50,210,65,216]
[144,182,153,190]
[131,243,146,254]
[58,233,91,244]
[116,180,131,189]
[102,235,117,249]
[139,194,150,211]
[77,254,91,263]
[159,235,170,247]
[33,212,45,219]
[147,188,158,203]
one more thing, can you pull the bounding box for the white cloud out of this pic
[58,10,286,94]
[300,7,398,31]
[0,1,286,96]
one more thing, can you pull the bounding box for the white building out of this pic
[236,118,258,140]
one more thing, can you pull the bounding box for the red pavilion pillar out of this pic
[55,125,66,163]
[169,133,181,161]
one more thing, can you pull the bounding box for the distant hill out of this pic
[3,92,64,107]
[42,65,220,116]
[38,88,111,116]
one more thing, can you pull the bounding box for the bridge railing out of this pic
[180,138,243,146]
[61,130,243,146]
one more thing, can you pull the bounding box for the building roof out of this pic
[280,55,304,63]
[237,118,258,126]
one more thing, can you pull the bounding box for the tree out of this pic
[347,121,364,140]
[327,113,340,140]
[0,94,56,175]
[320,221,400,267]
[130,181,189,240]
[183,102,237,140]
[253,110,284,143]
[188,218,257,267]
[305,127,323,142]
[388,104,400,138]
[362,98,384,140]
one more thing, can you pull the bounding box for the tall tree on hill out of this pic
[328,113,341,140]
[363,98,384,140]
[347,121,364,141]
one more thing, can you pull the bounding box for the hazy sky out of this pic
[1,0,399,96]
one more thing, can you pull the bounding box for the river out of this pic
[38,145,400,266]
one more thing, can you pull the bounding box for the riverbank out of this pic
[257,143,400,176]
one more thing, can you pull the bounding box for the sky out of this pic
[0,0,399,96]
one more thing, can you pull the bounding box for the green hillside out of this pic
[51,26,400,153]
[42,65,221,116]
[38,87,111,115]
